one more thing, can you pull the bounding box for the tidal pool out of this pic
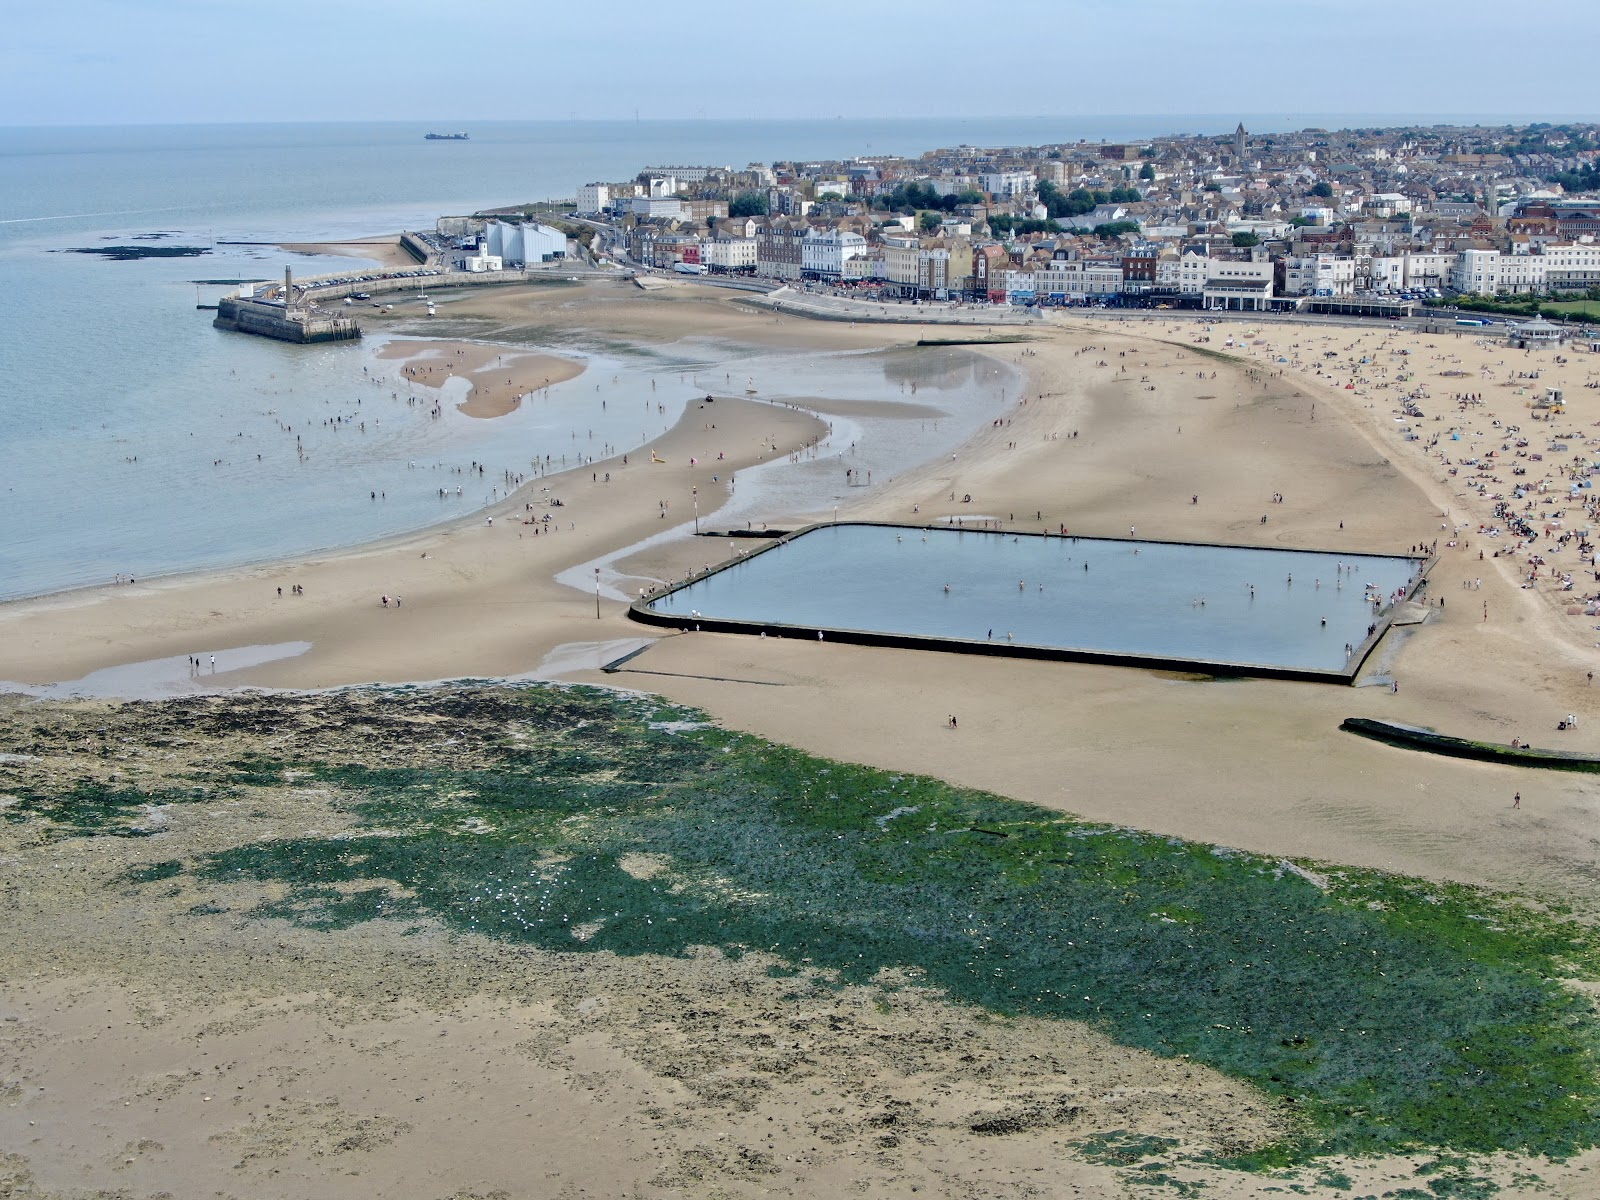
[638,523,1425,678]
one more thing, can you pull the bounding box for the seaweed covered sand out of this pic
[2,683,1598,1197]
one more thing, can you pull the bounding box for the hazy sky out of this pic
[6,0,1596,127]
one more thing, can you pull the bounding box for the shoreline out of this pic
[0,386,829,689]
[9,279,1600,889]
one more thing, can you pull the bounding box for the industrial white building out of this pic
[483,221,567,266]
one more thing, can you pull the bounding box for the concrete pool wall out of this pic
[627,521,1432,685]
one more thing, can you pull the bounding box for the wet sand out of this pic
[376,338,586,417]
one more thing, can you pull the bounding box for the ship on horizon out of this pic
[424,131,469,141]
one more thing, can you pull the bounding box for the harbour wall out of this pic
[213,297,360,344]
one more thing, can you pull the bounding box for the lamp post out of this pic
[594,567,601,620]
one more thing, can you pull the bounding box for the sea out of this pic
[0,114,1574,602]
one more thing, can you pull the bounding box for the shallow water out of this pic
[644,524,1422,673]
[0,640,312,699]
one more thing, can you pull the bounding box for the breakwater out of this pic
[213,296,361,344]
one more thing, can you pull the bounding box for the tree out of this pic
[988,215,1060,237]
[729,192,769,218]
[918,210,943,232]
[1310,181,1334,199]
[1093,221,1141,239]
[1139,162,1155,181]
[1232,232,1261,248]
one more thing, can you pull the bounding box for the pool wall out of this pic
[627,522,1433,685]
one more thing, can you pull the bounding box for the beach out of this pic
[376,338,587,418]
[8,278,1600,1196]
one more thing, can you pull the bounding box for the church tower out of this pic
[1235,122,1247,162]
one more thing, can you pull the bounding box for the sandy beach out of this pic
[9,277,1600,1196]
[376,338,586,417]
[280,234,418,271]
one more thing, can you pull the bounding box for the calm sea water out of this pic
[646,524,1421,672]
[0,115,1536,601]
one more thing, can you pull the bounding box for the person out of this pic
[208,654,216,671]
[1514,792,1521,809]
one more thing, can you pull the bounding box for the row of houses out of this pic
[577,122,1600,307]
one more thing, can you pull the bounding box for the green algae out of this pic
[50,682,1600,1170]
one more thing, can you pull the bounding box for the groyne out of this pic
[1341,717,1600,771]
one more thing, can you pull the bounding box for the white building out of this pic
[701,235,758,272]
[1545,243,1600,292]
[1382,252,1453,291]
[1002,270,1038,303]
[577,183,611,214]
[484,221,567,265]
[1283,254,1355,297]
[627,196,686,220]
[1363,193,1414,218]
[462,244,503,273]
[800,227,868,279]
[980,171,1035,198]
[1203,261,1275,311]
[1176,249,1211,295]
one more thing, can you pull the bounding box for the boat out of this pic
[425,132,469,141]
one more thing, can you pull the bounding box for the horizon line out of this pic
[3,112,1597,134]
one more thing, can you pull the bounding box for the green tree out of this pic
[918,210,943,232]
[1139,162,1155,181]
[729,192,769,218]
[1310,181,1334,199]
[1232,231,1261,248]
[1093,221,1141,239]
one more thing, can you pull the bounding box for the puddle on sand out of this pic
[0,641,313,700]
[524,637,656,680]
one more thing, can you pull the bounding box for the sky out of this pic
[5,0,1597,127]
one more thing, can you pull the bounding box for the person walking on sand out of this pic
[1514,792,1521,809]
[208,654,216,672]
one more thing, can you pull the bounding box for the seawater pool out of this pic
[639,524,1425,678]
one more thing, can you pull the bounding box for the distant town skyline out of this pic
[6,0,1598,128]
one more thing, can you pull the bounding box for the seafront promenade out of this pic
[752,285,1044,326]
